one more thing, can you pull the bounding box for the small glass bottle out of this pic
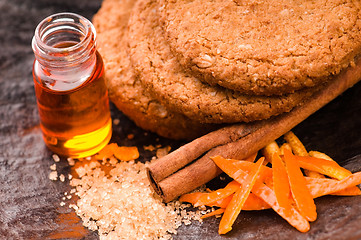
[32,13,112,158]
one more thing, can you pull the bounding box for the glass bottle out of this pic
[32,13,112,158]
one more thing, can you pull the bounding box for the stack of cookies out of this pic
[93,0,361,140]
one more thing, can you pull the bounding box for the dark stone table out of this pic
[1,0,361,239]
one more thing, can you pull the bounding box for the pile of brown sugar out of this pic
[50,144,205,239]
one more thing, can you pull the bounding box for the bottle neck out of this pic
[32,13,97,91]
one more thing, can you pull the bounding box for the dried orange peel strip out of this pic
[261,141,280,164]
[229,160,273,184]
[242,193,270,210]
[294,155,352,180]
[216,157,264,234]
[212,193,270,210]
[331,186,361,196]
[178,192,203,205]
[194,180,240,207]
[283,149,317,222]
[308,151,334,161]
[180,191,270,211]
[272,153,294,218]
[306,172,361,198]
[213,192,270,210]
[201,208,226,219]
[95,143,139,161]
[307,151,359,195]
[113,146,139,161]
[284,131,324,178]
[252,181,310,232]
[233,161,274,188]
[211,155,310,233]
[178,131,361,235]
[280,143,292,155]
[210,195,233,208]
[283,132,308,157]
[95,143,118,160]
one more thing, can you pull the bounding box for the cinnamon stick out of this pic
[147,122,265,183]
[147,57,361,203]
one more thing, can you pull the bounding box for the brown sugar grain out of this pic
[69,160,202,239]
[48,145,205,239]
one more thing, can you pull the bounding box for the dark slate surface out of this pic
[1,0,361,239]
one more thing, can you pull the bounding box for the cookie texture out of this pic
[93,0,360,138]
[93,0,216,140]
[92,0,136,33]
[127,0,320,124]
[160,0,361,95]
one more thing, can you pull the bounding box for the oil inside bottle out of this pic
[33,52,111,158]
[32,13,112,158]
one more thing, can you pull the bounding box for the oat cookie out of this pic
[128,0,320,124]
[159,0,361,95]
[94,0,216,140]
[92,0,136,33]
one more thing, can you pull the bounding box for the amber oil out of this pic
[32,13,112,158]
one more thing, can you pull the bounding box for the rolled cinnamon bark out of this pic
[147,122,264,183]
[147,56,361,203]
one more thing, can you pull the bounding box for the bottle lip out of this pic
[32,12,96,66]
